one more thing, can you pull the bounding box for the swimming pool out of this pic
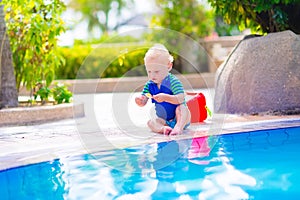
[1,126,300,200]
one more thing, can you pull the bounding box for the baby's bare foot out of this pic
[170,127,183,135]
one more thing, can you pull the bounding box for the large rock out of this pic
[214,30,300,114]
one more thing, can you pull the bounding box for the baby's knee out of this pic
[147,120,153,128]
[176,104,188,114]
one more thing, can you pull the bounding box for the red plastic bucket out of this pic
[186,92,208,123]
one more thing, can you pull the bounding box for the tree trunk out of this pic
[0,3,18,108]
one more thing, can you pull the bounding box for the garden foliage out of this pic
[208,0,300,34]
[68,0,132,36]
[147,0,215,72]
[2,0,66,93]
[56,43,148,79]
[152,0,215,39]
[34,82,72,104]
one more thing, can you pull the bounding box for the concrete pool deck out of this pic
[1,89,300,171]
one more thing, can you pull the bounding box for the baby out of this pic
[135,44,191,135]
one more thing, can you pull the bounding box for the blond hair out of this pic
[144,44,174,63]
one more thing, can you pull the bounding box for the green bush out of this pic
[56,43,149,79]
[33,82,72,104]
[208,0,300,34]
[56,45,92,79]
[2,0,66,92]
[74,33,140,45]
[51,83,73,104]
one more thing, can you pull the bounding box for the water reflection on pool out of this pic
[1,126,300,200]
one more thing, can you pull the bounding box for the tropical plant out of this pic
[207,0,300,34]
[33,82,72,105]
[215,15,241,36]
[2,0,66,96]
[0,1,18,108]
[68,0,133,36]
[34,83,51,104]
[152,0,215,39]
[148,0,215,72]
[51,83,72,104]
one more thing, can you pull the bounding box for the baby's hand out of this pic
[135,95,148,107]
[152,93,168,103]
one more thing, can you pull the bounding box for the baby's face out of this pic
[145,56,171,85]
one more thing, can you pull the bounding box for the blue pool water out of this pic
[1,126,300,200]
